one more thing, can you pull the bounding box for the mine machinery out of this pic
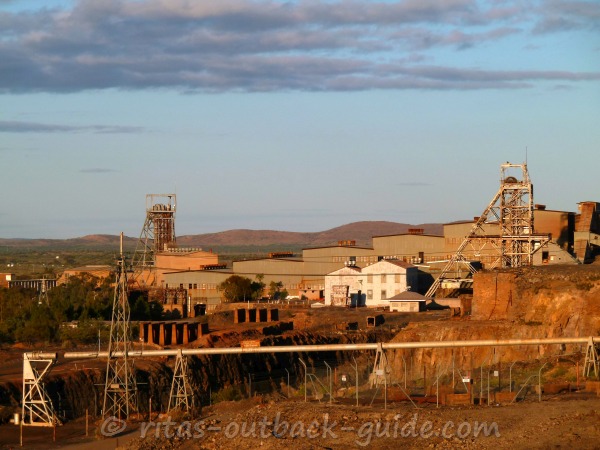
[131,193,177,287]
[425,162,550,298]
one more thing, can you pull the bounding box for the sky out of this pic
[1,0,599,239]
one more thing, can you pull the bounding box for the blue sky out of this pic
[1,0,599,239]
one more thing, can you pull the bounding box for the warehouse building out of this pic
[161,202,596,310]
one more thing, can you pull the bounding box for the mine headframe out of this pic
[131,194,176,287]
[426,162,550,298]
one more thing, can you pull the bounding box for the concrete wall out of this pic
[155,251,219,285]
[301,246,376,275]
[372,234,445,263]
[390,300,426,312]
[163,270,231,309]
[532,241,577,265]
[534,209,575,250]
[233,258,309,294]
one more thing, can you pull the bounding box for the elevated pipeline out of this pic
[62,336,598,359]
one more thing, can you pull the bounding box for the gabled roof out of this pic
[302,245,374,251]
[233,257,304,263]
[388,291,427,301]
[157,249,216,257]
[361,259,416,271]
[326,266,362,276]
[372,233,443,239]
[386,260,416,269]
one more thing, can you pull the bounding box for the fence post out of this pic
[538,362,548,402]
[299,358,307,403]
[436,365,439,408]
[351,356,359,407]
[324,361,333,405]
[509,361,517,393]
[384,370,387,410]
[401,354,407,389]
[452,349,455,389]
[285,368,290,398]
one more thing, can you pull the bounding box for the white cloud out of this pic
[0,0,598,93]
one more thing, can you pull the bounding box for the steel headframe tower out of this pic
[132,194,176,276]
[103,233,137,419]
[497,162,540,266]
[426,162,549,297]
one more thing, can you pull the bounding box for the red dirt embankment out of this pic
[388,265,600,371]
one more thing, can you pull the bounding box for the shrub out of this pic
[210,385,243,404]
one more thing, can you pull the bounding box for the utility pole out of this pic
[103,233,137,419]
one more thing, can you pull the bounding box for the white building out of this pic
[388,291,428,312]
[324,266,361,306]
[358,260,418,307]
[324,259,419,308]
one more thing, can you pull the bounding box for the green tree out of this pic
[279,289,289,302]
[268,281,284,299]
[0,287,38,342]
[251,274,266,300]
[219,275,253,303]
[15,304,59,343]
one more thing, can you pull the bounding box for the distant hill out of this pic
[0,221,444,251]
[177,221,443,248]
[0,234,138,250]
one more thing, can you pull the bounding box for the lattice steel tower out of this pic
[426,162,549,297]
[103,233,137,418]
[134,194,176,266]
[132,194,176,281]
[498,163,536,267]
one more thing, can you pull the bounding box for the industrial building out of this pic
[121,173,600,312]
[56,265,113,285]
[0,273,13,288]
[388,291,428,312]
[161,200,599,310]
[8,170,599,318]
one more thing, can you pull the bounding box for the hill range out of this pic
[0,221,444,252]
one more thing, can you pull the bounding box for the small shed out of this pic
[388,291,427,313]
